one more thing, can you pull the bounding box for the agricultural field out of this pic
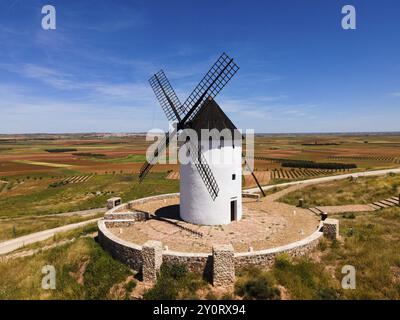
[0,133,400,300]
[0,133,399,246]
[0,134,180,241]
[1,133,400,216]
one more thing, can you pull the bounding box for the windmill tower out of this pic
[180,98,243,225]
[139,53,265,225]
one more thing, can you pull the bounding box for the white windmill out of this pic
[139,53,265,225]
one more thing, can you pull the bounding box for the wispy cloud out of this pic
[0,62,154,102]
[222,96,318,124]
[0,82,165,133]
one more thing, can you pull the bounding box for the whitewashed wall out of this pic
[180,143,242,225]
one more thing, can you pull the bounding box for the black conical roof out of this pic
[188,98,237,135]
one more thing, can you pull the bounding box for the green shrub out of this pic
[48,180,69,188]
[272,257,339,300]
[343,212,356,219]
[160,262,188,280]
[143,277,179,300]
[125,280,137,292]
[143,262,206,300]
[275,254,291,270]
[316,288,339,300]
[235,267,280,300]
[318,239,328,251]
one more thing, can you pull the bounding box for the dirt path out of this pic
[0,207,106,221]
[1,233,97,262]
[0,218,100,255]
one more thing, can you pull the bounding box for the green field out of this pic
[0,172,178,218]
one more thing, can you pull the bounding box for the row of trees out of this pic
[45,148,77,153]
[281,161,357,170]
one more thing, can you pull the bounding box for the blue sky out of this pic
[0,0,400,133]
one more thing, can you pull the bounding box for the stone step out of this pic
[379,200,394,207]
[385,198,397,204]
[389,196,399,203]
[379,200,396,207]
[372,202,389,209]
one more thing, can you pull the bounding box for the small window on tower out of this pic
[232,174,236,180]
[186,136,190,157]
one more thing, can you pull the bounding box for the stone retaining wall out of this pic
[234,224,323,268]
[98,220,143,271]
[98,193,324,279]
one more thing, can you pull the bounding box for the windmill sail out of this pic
[181,53,239,123]
[139,53,240,202]
[138,129,177,181]
[149,70,185,122]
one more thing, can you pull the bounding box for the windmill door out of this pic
[230,200,237,222]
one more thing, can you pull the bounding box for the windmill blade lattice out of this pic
[138,129,177,181]
[149,70,185,122]
[181,53,239,123]
[139,53,240,200]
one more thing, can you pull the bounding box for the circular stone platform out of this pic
[104,193,320,253]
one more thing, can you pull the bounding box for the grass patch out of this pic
[234,255,339,300]
[0,237,133,299]
[235,266,281,300]
[272,254,340,299]
[94,154,146,163]
[322,207,400,299]
[143,262,208,300]
[279,173,400,207]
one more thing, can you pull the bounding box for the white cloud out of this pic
[0,83,166,133]
[0,63,155,103]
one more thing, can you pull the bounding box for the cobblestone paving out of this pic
[109,189,320,253]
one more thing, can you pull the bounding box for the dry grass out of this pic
[0,237,133,299]
[321,207,400,299]
[279,173,400,207]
